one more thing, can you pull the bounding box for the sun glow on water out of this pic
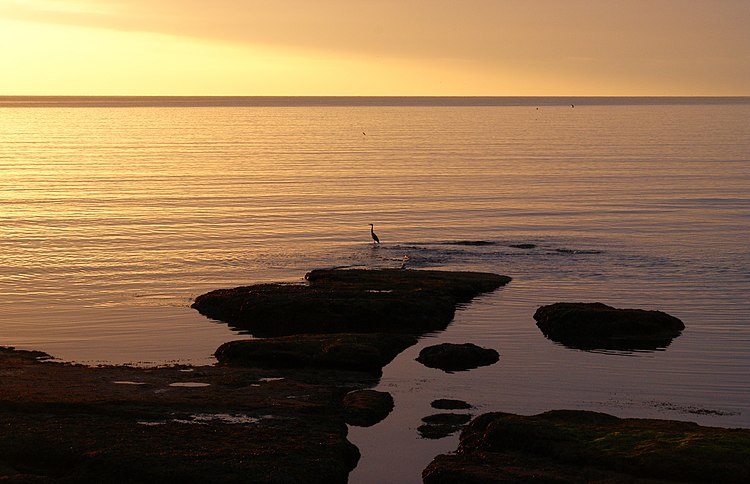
[1,99,749,481]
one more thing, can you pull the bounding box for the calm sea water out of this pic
[2,97,749,483]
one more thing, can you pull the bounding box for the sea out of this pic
[1,96,749,483]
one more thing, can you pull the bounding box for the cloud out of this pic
[0,1,606,62]
[2,0,749,95]
[5,1,749,64]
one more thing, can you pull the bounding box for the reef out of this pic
[192,268,511,336]
[1,268,512,482]
[0,346,363,483]
[424,410,750,483]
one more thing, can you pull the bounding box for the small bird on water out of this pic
[369,223,380,244]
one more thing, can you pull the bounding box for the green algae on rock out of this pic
[192,269,511,337]
[424,410,750,483]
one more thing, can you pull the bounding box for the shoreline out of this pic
[4,268,749,482]
[2,268,509,482]
[4,345,750,483]
[0,346,366,483]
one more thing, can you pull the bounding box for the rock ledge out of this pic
[424,410,750,483]
[534,302,684,350]
[193,269,511,336]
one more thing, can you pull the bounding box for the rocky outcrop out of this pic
[192,269,511,337]
[342,390,394,427]
[416,343,499,372]
[0,348,362,484]
[214,333,417,374]
[534,302,685,350]
[0,270,514,482]
[0,346,53,362]
[424,410,750,483]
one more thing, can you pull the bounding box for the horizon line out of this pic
[2,94,749,98]
[2,95,749,108]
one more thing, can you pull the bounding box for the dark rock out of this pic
[0,346,53,362]
[509,243,537,249]
[418,413,473,439]
[214,333,417,374]
[192,269,511,337]
[448,240,496,246]
[342,390,394,427]
[416,343,499,372]
[1,347,363,484]
[423,410,750,483]
[422,413,473,426]
[431,399,472,410]
[554,248,602,255]
[534,302,685,351]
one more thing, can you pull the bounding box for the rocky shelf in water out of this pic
[424,410,750,483]
[0,346,365,483]
[7,344,748,483]
[1,269,512,483]
[214,333,417,375]
[192,268,511,337]
[534,302,685,351]
[8,272,725,483]
[206,269,509,375]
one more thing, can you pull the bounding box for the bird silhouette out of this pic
[369,223,380,244]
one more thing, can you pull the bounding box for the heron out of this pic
[369,223,380,244]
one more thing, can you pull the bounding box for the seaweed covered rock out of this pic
[534,302,685,351]
[193,269,511,337]
[416,343,499,372]
[342,389,394,427]
[424,410,750,483]
[214,333,417,374]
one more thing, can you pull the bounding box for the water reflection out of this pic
[539,330,683,353]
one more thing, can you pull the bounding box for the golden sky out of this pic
[1,0,748,95]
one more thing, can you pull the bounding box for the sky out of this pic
[1,0,749,96]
